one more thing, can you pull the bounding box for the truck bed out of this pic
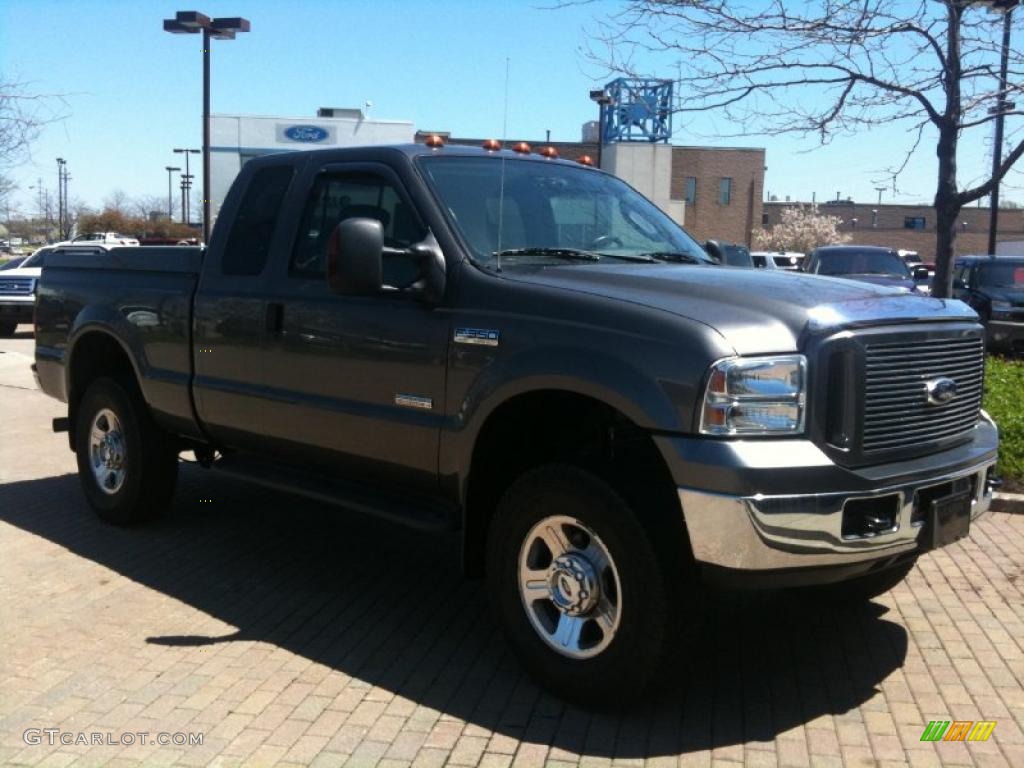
[35,246,205,439]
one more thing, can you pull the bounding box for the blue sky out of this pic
[1,0,1019,216]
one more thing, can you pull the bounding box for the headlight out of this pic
[991,300,1013,319]
[699,355,807,436]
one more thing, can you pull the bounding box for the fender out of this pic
[440,342,689,508]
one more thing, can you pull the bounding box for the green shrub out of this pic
[984,356,1024,488]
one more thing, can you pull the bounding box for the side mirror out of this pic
[913,266,930,280]
[326,218,383,296]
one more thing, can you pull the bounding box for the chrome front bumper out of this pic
[671,417,999,573]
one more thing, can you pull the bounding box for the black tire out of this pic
[815,558,917,603]
[74,377,178,525]
[0,321,17,337]
[487,464,676,705]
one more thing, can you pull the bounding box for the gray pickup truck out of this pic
[34,142,999,703]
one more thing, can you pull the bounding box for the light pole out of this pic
[589,88,613,169]
[164,11,250,244]
[173,148,200,225]
[875,186,886,207]
[985,1,1018,255]
[165,166,181,221]
[180,173,194,224]
[56,158,66,240]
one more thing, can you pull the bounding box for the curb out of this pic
[992,492,1024,514]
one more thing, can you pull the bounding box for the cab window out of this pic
[290,172,426,287]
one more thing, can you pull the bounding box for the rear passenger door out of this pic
[193,160,299,451]
[259,163,450,494]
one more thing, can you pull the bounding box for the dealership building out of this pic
[207,82,766,246]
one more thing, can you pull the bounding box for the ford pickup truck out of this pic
[34,142,999,703]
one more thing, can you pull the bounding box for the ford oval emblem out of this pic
[284,125,329,143]
[925,377,958,405]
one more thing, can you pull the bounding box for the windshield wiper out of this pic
[639,251,705,264]
[493,247,601,262]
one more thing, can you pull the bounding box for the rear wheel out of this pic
[74,377,179,524]
[487,464,676,704]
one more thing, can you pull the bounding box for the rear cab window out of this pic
[222,165,296,276]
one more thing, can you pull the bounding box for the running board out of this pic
[209,454,458,532]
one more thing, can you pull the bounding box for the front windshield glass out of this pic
[978,261,1024,288]
[816,250,909,278]
[21,249,49,268]
[420,155,711,268]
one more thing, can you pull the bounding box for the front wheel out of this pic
[74,377,179,524]
[487,464,676,704]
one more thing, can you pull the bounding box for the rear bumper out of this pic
[657,417,999,587]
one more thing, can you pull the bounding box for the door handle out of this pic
[265,302,284,333]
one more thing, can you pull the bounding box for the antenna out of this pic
[496,57,510,273]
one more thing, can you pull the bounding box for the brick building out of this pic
[670,146,765,245]
[417,132,766,247]
[763,200,1024,257]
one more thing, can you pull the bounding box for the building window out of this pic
[683,176,697,204]
[719,177,732,205]
[904,216,926,230]
[762,213,769,227]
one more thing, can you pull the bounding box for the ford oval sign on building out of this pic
[276,124,334,144]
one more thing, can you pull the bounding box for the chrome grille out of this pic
[0,277,34,295]
[862,336,984,453]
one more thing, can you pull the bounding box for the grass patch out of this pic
[984,356,1024,491]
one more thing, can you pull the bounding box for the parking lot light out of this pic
[163,10,250,243]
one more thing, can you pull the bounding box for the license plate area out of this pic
[922,490,972,550]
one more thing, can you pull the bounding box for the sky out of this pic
[1,0,1021,217]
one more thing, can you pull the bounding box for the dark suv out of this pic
[953,255,1024,353]
[804,245,928,292]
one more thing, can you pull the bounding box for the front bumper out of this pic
[657,417,999,587]
[987,319,1024,352]
[0,298,34,322]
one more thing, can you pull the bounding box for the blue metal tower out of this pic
[601,78,673,143]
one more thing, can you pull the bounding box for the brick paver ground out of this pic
[1,330,1023,767]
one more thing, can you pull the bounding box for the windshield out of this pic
[20,249,50,268]
[978,261,1024,288]
[814,250,909,278]
[420,156,711,268]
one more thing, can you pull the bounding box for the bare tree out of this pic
[102,189,131,217]
[581,1,1024,297]
[0,78,65,166]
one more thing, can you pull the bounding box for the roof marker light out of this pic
[482,139,502,151]
[577,155,595,166]
[512,141,531,154]
[539,146,558,159]
[424,134,445,148]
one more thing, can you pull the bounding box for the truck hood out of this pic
[504,263,977,355]
[827,272,918,292]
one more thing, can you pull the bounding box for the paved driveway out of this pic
[1,326,1022,767]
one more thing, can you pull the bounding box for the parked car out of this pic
[953,255,1024,353]
[35,143,998,703]
[704,240,754,267]
[0,243,124,336]
[751,251,804,271]
[65,232,140,247]
[803,245,929,293]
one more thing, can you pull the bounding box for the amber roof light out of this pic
[577,155,595,166]
[512,142,531,154]
[539,146,558,159]
[424,134,445,148]
[482,139,502,151]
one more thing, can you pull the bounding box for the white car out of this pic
[751,251,805,271]
[64,232,140,247]
[0,243,126,336]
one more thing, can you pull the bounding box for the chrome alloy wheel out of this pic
[517,515,622,659]
[89,408,126,495]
